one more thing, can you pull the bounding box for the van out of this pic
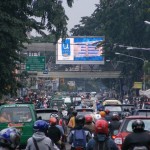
[0,103,37,148]
[103,99,121,105]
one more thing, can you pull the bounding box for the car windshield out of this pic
[77,111,93,116]
[0,107,32,123]
[51,100,64,107]
[144,104,150,109]
[137,111,150,116]
[105,106,122,111]
[36,112,57,120]
[124,119,150,132]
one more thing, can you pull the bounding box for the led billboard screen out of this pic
[56,36,104,64]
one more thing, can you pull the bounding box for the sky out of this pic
[31,0,99,36]
[62,0,99,34]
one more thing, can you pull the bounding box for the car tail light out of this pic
[111,135,116,140]
[114,137,123,145]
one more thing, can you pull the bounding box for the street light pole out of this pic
[115,52,146,90]
[144,20,150,25]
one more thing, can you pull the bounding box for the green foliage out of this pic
[70,0,150,90]
[0,0,74,97]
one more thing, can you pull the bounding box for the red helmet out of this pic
[85,115,93,123]
[105,109,110,114]
[49,117,57,125]
[95,119,109,134]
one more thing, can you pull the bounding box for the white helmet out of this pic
[62,110,68,117]
[94,114,101,120]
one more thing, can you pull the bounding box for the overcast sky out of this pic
[62,0,99,34]
[31,0,99,36]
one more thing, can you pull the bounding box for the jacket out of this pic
[48,125,62,144]
[87,135,118,150]
[122,131,150,150]
[68,126,92,147]
[68,116,76,128]
[25,132,59,150]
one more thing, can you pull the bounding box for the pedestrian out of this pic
[122,119,150,150]
[0,127,21,150]
[68,115,92,150]
[87,119,118,150]
[26,120,59,150]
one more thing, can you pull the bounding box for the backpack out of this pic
[94,140,110,150]
[132,146,148,150]
[73,129,87,150]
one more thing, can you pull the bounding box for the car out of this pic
[36,108,59,122]
[114,116,150,150]
[103,104,123,119]
[133,109,150,116]
[0,103,37,148]
[142,102,150,109]
[121,104,135,118]
[49,98,64,110]
[75,108,96,120]
[122,104,134,112]
[103,99,122,105]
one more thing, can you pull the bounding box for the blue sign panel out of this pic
[62,39,71,57]
[57,36,105,64]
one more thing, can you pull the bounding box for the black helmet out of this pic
[72,110,77,116]
[132,119,145,132]
[75,115,85,126]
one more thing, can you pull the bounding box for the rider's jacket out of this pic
[122,130,150,150]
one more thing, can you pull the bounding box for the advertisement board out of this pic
[56,36,104,64]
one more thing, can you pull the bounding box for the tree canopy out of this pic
[70,0,150,90]
[0,0,74,97]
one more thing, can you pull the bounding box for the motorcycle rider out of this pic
[26,120,59,150]
[48,117,62,149]
[0,127,21,150]
[68,115,92,150]
[105,109,112,122]
[109,112,121,137]
[84,115,95,134]
[122,119,150,150]
[68,110,78,129]
[87,119,118,150]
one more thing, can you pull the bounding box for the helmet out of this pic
[94,114,101,120]
[100,111,106,118]
[75,115,85,126]
[85,115,93,123]
[95,120,109,134]
[62,110,68,117]
[112,112,119,121]
[72,110,77,116]
[0,127,21,149]
[105,109,110,114]
[132,119,145,132]
[50,114,59,119]
[49,117,57,125]
[33,120,48,132]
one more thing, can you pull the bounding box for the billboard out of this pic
[56,36,104,64]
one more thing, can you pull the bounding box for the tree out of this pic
[70,0,150,90]
[0,0,74,97]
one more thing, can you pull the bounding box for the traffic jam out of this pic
[0,92,150,150]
